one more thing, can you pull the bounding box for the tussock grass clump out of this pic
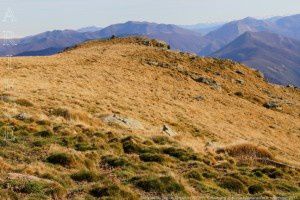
[14,99,34,107]
[35,130,53,138]
[132,176,186,194]
[162,147,198,161]
[71,170,97,182]
[184,170,203,181]
[50,107,91,123]
[122,137,142,154]
[50,108,72,120]
[248,184,264,194]
[259,167,283,179]
[2,179,64,198]
[217,143,274,160]
[152,136,172,145]
[89,185,135,199]
[139,153,164,163]
[218,177,246,193]
[102,155,130,168]
[74,143,97,151]
[46,153,72,167]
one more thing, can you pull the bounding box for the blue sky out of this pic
[0,0,300,37]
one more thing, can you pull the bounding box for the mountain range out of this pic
[212,31,300,86]
[0,14,299,86]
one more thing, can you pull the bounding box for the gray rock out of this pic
[102,114,144,130]
[0,94,15,103]
[287,84,296,89]
[236,79,245,85]
[15,113,31,121]
[195,95,205,101]
[194,76,222,91]
[263,101,282,110]
[162,125,177,136]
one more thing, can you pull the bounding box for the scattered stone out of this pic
[195,95,205,101]
[194,76,221,91]
[234,91,243,97]
[236,79,245,85]
[255,70,264,79]
[0,94,15,103]
[15,113,31,121]
[286,84,296,89]
[263,101,281,110]
[144,59,170,68]
[162,125,177,136]
[102,114,144,130]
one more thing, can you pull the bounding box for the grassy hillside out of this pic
[0,37,299,199]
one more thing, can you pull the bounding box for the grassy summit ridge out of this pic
[0,37,299,199]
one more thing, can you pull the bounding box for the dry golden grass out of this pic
[0,36,299,166]
[217,143,274,160]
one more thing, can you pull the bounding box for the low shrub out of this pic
[46,153,72,167]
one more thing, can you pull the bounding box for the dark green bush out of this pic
[139,153,164,163]
[46,153,72,167]
[219,177,246,193]
[248,184,264,194]
[71,170,97,182]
